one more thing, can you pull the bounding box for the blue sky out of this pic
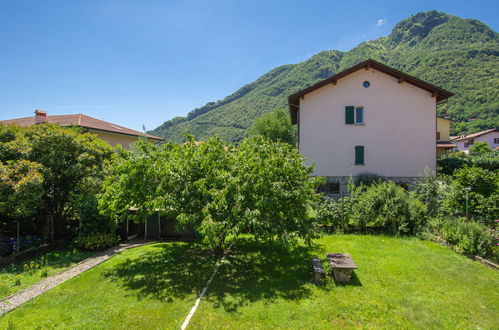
[0,1,497,132]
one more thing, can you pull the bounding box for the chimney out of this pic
[34,110,47,124]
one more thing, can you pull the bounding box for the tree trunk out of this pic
[214,244,224,257]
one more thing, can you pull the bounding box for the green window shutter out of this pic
[345,106,354,124]
[355,146,364,165]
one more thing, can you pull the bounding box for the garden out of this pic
[0,123,498,328]
[0,236,497,329]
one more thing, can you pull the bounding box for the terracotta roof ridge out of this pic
[452,128,498,141]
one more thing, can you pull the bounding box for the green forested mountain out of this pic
[150,11,498,142]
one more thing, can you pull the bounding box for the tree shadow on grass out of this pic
[103,241,220,301]
[103,237,331,312]
[207,238,324,312]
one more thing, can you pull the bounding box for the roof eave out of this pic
[287,59,454,123]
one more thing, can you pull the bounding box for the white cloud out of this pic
[377,18,387,26]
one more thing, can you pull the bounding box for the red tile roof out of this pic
[451,128,497,142]
[0,114,163,141]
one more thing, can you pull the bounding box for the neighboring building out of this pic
[436,117,456,157]
[451,128,499,153]
[288,59,453,194]
[0,110,163,148]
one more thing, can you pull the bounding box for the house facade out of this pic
[451,128,499,153]
[288,59,453,194]
[436,117,456,157]
[0,110,163,148]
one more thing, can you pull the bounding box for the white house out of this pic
[451,128,499,153]
[288,59,453,194]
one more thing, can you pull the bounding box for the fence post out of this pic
[16,220,20,254]
[157,212,161,239]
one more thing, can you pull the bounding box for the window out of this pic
[363,81,370,88]
[345,106,364,124]
[355,146,364,165]
[317,182,340,195]
[494,138,499,144]
[464,139,475,148]
[355,107,364,124]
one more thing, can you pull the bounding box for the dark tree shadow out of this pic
[103,238,342,312]
[205,238,322,312]
[103,241,220,301]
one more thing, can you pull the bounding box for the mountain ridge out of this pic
[150,11,499,142]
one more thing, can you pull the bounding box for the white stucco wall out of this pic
[454,131,499,153]
[477,132,499,149]
[299,68,437,177]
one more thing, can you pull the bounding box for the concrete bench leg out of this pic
[333,268,353,282]
[314,271,325,283]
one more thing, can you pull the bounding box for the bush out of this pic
[442,166,498,221]
[355,173,385,187]
[78,194,116,235]
[0,235,43,256]
[438,150,499,175]
[469,141,491,155]
[74,233,119,250]
[437,153,468,175]
[440,217,496,261]
[412,168,444,217]
[352,181,428,235]
[471,152,499,172]
[315,198,342,229]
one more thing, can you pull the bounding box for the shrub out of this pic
[78,194,116,235]
[442,166,498,221]
[352,181,428,235]
[355,173,385,187]
[438,150,499,175]
[469,141,491,155]
[471,152,499,172]
[315,198,342,229]
[412,168,444,217]
[74,233,119,250]
[440,217,496,261]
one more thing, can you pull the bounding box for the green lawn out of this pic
[0,241,219,329]
[1,235,498,329]
[0,249,95,300]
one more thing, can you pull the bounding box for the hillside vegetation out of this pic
[150,11,499,142]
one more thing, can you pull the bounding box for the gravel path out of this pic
[0,241,151,315]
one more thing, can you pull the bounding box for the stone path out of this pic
[0,241,151,315]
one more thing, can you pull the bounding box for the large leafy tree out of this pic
[0,160,44,221]
[0,123,113,240]
[249,109,297,146]
[99,135,322,254]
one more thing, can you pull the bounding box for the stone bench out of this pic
[326,253,357,283]
[311,257,325,283]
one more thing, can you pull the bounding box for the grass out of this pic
[192,235,499,329]
[0,248,95,300]
[1,235,498,329]
[0,241,219,329]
